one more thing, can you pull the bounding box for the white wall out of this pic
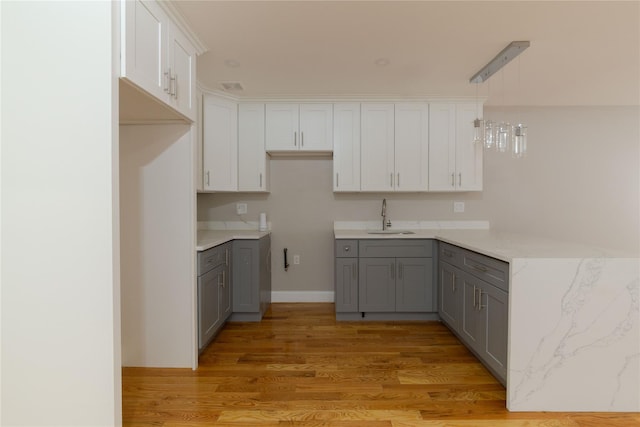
[120,124,196,368]
[1,2,121,425]
[198,106,640,294]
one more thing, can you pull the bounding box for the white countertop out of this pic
[334,227,637,261]
[197,229,270,251]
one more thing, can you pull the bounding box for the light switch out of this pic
[453,201,465,213]
[236,203,247,215]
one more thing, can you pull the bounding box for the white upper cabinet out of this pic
[360,104,395,191]
[202,95,238,192]
[429,103,483,191]
[333,104,361,192]
[360,103,429,192]
[265,104,333,152]
[238,104,270,192]
[121,0,197,121]
[394,103,429,191]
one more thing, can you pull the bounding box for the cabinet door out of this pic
[299,104,333,151]
[202,95,238,191]
[480,282,508,381]
[438,261,461,331]
[232,240,260,312]
[394,103,429,191]
[460,271,483,353]
[258,235,272,315]
[333,103,361,191]
[238,104,269,192]
[198,265,221,350]
[122,0,168,103]
[455,103,483,191]
[265,104,298,151]
[395,257,433,312]
[335,258,359,312]
[361,104,395,191]
[167,22,196,121]
[428,103,456,191]
[359,258,395,312]
[195,90,204,192]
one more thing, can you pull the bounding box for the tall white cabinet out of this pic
[238,104,270,192]
[202,95,238,191]
[333,103,361,191]
[428,103,482,191]
[360,103,395,191]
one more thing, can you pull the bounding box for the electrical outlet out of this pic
[236,203,247,215]
[453,201,465,213]
[293,255,300,265]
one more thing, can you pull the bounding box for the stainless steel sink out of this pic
[367,230,415,235]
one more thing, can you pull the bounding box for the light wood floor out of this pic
[122,303,640,426]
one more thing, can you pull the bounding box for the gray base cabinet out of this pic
[438,242,509,385]
[231,235,271,321]
[197,242,232,351]
[335,239,436,317]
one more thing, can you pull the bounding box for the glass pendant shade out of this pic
[484,120,495,149]
[496,122,511,153]
[473,118,484,144]
[512,124,527,158]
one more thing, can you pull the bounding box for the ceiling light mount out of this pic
[469,41,530,84]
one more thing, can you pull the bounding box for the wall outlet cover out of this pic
[236,203,247,215]
[293,255,300,265]
[453,201,465,213]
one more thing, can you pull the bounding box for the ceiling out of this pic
[172,1,640,106]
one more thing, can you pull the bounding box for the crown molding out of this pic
[159,1,208,55]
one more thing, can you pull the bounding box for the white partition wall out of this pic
[1,1,121,425]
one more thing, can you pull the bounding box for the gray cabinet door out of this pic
[460,270,483,354]
[259,234,272,315]
[335,258,358,312]
[198,265,222,350]
[481,282,508,381]
[232,240,259,313]
[438,261,461,331]
[396,257,433,312]
[359,258,395,312]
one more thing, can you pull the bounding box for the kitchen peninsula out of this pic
[335,222,640,412]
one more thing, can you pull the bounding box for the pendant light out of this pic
[511,55,527,158]
[473,83,484,144]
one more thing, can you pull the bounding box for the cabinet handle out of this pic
[301,131,304,147]
[458,173,462,187]
[390,173,394,188]
[397,173,400,187]
[452,272,456,292]
[163,69,171,93]
[477,289,485,311]
[343,246,350,252]
[170,74,177,97]
[294,131,297,146]
[398,262,403,279]
[259,173,263,188]
[336,173,339,188]
[206,171,210,186]
[390,263,395,279]
[352,262,357,280]
[451,173,455,187]
[472,264,488,273]
[473,285,477,309]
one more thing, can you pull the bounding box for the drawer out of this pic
[439,242,463,267]
[335,240,358,257]
[359,239,433,258]
[461,250,509,292]
[198,244,229,275]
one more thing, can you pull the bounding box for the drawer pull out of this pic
[344,246,350,252]
[472,264,489,273]
[452,272,456,292]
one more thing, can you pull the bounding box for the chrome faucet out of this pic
[381,198,388,230]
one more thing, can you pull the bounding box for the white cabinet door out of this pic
[238,104,269,192]
[455,104,483,191]
[299,104,333,151]
[333,103,361,191]
[121,0,168,103]
[265,104,298,151]
[361,103,395,191]
[428,103,456,191]
[202,96,238,191]
[395,103,429,191]
[428,103,483,191]
[167,23,196,121]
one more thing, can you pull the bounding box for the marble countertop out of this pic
[334,222,637,261]
[197,229,270,251]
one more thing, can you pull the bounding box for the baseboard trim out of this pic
[271,291,335,303]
